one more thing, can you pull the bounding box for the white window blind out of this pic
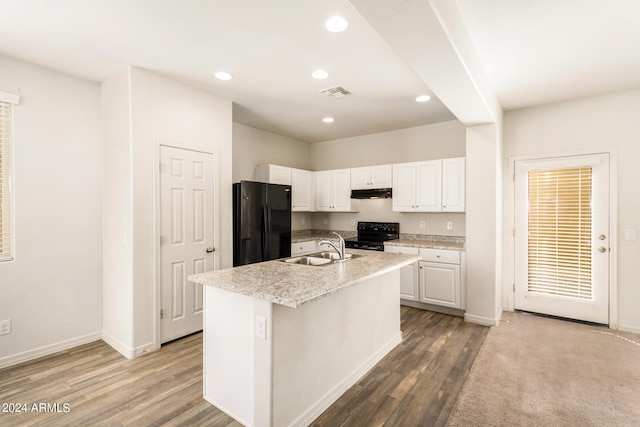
[527,167,592,299]
[0,100,13,261]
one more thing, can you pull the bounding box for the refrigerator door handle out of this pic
[261,204,269,259]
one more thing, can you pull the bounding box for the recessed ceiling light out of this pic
[214,71,232,81]
[325,16,349,32]
[322,117,335,123]
[312,70,329,80]
[416,95,431,102]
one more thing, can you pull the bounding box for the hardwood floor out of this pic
[0,307,487,426]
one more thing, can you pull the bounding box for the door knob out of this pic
[599,234,607,240]
[597,247,607,253]
[206,247,215,253]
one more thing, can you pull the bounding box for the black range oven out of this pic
[344,222,399,251]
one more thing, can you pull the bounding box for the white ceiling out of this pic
[1,0,639,142]
[456,0,640,110]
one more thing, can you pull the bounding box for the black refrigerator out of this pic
[233,181,292,266]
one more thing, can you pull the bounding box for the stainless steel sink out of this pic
[280,252,362,266]
[313,251,354,260]
[282,256,332,266]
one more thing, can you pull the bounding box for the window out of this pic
[527,167,592,299]
[0,92,18,261]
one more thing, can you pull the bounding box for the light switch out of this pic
[625,228,637,241]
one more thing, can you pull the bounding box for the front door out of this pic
[514,154,610,324]
[160,145,215,343]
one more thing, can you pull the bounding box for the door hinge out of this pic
[159,163,164,173]
[160,309,164,319]
[513,283,515,292]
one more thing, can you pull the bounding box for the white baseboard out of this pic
[101,330,135,359]
[465,313,499,326]
[618,324,640,334]
[292,332,403,427]
[0,331,102,369]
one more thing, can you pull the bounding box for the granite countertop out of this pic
[188,249,420,308]
[385,235,466,251]
[291,229,355,243]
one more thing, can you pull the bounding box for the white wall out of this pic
[503,89,640,333]
[232,122,311,182]
[101,68,134,353]
[308,120,467,236]
[465,123,503,326]
[102,67,233,357]
[310,120,466,169]
[0,55,103,366]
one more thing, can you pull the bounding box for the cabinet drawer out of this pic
[419,248,460,264]
[291,240,316,256]
[384,245,419,255]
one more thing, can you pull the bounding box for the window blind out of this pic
[527,167,592,299]
[0,101,13,261]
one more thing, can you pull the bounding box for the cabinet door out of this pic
[442,157,465,212]
[385,245,419,301]
[332,169,353,211]
[392,163,416,212]
[291,240,316,256]
[256,164,291,185]
[314,171,333,211]
[415,160,442,212]
[370,164,392,188]
[291,168,311,211]
[350,167,371,190]
[418,261,461,308]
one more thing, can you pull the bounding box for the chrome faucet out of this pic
[319,232,346,261]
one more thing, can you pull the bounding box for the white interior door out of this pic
[514,154,610,324]
[160,146,215,343]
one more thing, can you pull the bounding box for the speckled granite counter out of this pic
[189,249,419,308]
[385,235,465,251]
[291,229,355,244]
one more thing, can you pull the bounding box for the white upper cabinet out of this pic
[256,164,312,211]
[350,165,392,189]
[314,169,357,212]
[255,164,291,185]
[291,168,311,211]
[442,157,465,212]
[392,157,465,212]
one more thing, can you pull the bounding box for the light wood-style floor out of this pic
[0,307,487,427]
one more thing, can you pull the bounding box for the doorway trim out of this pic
[153,141,220,350]
[505,148,618,329]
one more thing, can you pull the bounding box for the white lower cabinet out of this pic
[387,245,465,310]
[384,245,419,301]
[291,240,316,256]
[419,261,461,308]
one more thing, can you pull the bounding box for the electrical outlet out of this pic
[301,217,305,225]
[0,319,10,336]
[323,217,328,225]
[625,228,637,240]
[419,221,425,229]
[350,219,356,226]
[446,221,453,230]
[255,316,266,340]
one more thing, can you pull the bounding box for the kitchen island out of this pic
[189,249,420,427]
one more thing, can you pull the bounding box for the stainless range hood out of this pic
[350,188,392,199]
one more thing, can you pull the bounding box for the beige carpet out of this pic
[446,311,640,427]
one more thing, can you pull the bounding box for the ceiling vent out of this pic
[320,86,352,99]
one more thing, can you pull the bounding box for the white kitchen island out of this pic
[189,249,420,427]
